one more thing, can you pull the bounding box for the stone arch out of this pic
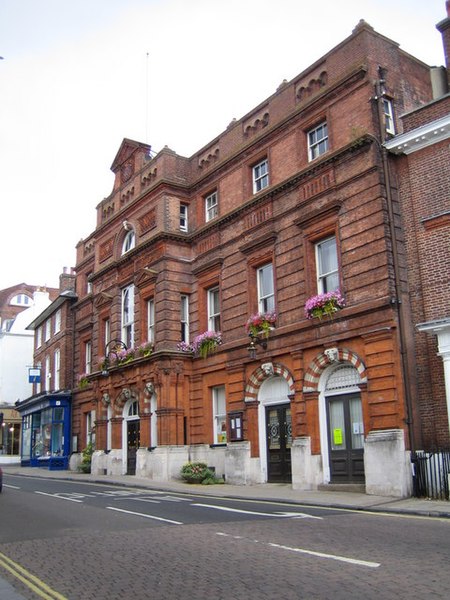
[244,362,295,402]
[114,387,139,411]
[303,348,367,392]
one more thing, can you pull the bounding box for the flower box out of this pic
[178,331,223,358]
[304,290,345,320]
[245,311,277,338]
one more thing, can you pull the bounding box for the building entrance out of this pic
[326,393,364,483]
[266,404,292,483]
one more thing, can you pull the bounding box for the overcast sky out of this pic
[0,0,447,291]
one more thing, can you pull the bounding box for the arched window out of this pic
[122,230,135,255]
[10,293,32,307]
[128,400,139,417]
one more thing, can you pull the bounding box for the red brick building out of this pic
[69,14,443,496]
[386,1,450,452]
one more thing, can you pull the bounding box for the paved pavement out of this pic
[3,464,450,518]
[2,465,450,599]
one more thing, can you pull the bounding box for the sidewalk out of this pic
[3,465,450,518]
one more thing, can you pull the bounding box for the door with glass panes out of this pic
[266,404,292,483]
[326,393,365,483]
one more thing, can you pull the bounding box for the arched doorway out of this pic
[123,399,140,475]
[258,376,292,483]
[320,364,365,484]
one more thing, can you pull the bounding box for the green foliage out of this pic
[180,462,223,484]
[79,442,93,473]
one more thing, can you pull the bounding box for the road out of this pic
[1,473,450,600]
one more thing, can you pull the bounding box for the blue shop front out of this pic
[16,391,71,470]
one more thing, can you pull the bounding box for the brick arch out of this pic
[303,348,367,392]
[244,363,295,403]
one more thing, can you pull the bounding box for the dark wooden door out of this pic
[266,404,292,483]
[127,420,140,475]
[326,394,365,483]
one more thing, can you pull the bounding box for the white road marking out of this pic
[216,532,380,568]
[121,497,161,504]
[106,506,183,524]
[2,484,21,489]
[35,491,83,503]
[193,503,322,519]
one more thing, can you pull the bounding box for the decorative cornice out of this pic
[384,113,450,155]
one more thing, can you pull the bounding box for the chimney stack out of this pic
[59,267,76,293]
[436,1,450,85]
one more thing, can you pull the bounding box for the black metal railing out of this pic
[411,449,450,500]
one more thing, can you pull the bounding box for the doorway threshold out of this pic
[318,483,366,493]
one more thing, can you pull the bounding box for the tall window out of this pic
[86,411,96,447]
[253,158,269,193]
[85,341,92,375]
[257,263,275,313]
[212,386,227,444]
[122,286,135,347]
[205,191,218,222]
[207,287,221,332]
[54,349,60,390]
[122,230,135,254]
[180,295,189,343]
[36,327,42,348]
[382,98,395,135]
[45,319,51,342]
[147,298,155,343]
[180,203,188,231]
[54,309,61,334]
[103,318,110,351]
[45,355,51,391]
[316,236,339,293]
[308,122,328,161]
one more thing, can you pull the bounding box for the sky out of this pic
[0,0,447,291]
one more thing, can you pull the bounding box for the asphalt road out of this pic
[1,474,450,600]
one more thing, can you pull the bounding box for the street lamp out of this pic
[101,340,128,376]
[247,332,268,359]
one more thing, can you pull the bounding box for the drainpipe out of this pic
[371,68,415,452]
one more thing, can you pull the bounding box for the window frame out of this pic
[44,319,51,342]
[54,309,61,334]
[315,235,339,294]
[207,286,221,332]
[180,294,189,343]
[257,263,275,313]
[205,191,218,222]
[382,98,395,135]
[180,203,188,231]
[147,298,155,344]
[84,340,92,375]
[122,230,136,255]
[121,285,135,348]
[212,385,227,445]
[307,121,329,161]
[252,158,269,194]
[54,348,60,390]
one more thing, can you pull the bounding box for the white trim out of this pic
[384,114,450,155]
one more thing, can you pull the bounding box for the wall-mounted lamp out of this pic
[101,339,128,376]
[247,333,268,359]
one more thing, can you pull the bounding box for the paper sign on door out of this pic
[333,428,343,445]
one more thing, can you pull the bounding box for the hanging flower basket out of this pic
[304,290,345,320]
[178,331,223,358]
[245,311,277,338]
